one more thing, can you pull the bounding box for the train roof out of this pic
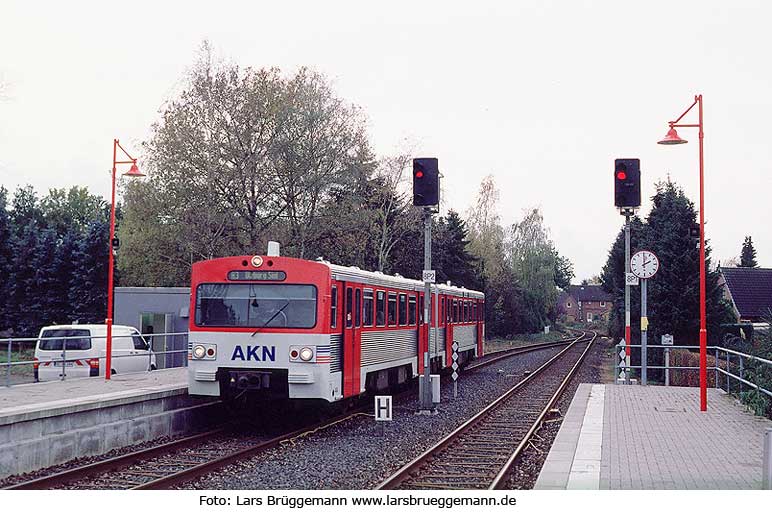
[323,261,484,299]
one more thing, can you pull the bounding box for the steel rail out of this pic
[466,333,581,372]
[5,332,587,490]
[5,425,229,490]
[489,332,597,489]
[376,332,593,490]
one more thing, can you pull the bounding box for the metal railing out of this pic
[3,331,189,387]
[714,346,772,398]
[614,342,772,400]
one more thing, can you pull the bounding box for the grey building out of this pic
[114,287,191,368]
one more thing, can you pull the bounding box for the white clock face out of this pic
[630,250,659,279]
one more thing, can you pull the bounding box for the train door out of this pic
[342,284,362,397]
[476,300,484,357]
[446,296,455,365]
[417,292,425,375]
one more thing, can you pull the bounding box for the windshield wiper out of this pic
[251,301,291,336]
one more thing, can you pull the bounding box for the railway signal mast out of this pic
[413,158,440,413]
[614,158,641,383]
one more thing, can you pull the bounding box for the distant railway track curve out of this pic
[377,332,597,490]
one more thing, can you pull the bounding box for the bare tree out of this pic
[467,175,506,279]
[120,45,377,282]
[371,143,416,271]
[143,44,287,250]
[507,207,559,313]
[274,68,374,258]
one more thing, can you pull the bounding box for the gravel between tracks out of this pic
[179,345,569,490]
[506,336,612,489]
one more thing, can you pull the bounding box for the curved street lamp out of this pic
[106,139,145,380]
[657,94,707,411]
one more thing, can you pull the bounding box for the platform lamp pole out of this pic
[658,94,707,411]
[106,139,145,380]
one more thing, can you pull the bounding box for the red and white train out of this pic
[187,254,485,403]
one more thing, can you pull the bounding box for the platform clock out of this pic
[630,250,659,279]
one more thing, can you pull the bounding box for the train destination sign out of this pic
[227,270,287,281]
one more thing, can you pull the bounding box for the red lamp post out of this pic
[106,139,145,380]
[657,94,707,411]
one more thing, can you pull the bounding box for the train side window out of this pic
[464,301,469,322]
[345,288,353,328]
[355,289,362,327]
[331,286,338,329]
[376,291,386,326]
[440,297,444,324]
[419,295,424,324]
[387,293,397,326]
[408,295,417,325]
[453,300,459,323]
[398,293,407,326]
[363,289,374,327]
[472,302,476,322]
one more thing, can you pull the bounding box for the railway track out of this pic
[465,333,580,372]
[5,333,582,490]
[377,332,596,490]
[4,410,367,490]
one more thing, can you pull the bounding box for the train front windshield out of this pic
[195,284,317,329]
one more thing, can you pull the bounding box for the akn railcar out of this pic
[187,255,484,402]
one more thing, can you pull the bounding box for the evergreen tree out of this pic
[28,227,60,327]
[601,216,645,341]
[7,221,42,335]
[740,236,758,267]
[10,185,45,237]
[70,220,110,324]
[601,181,735,380]
[49,229,80,324]
[642,181,734,350]
[553,250,574,290]
[437,211,481,290]
[0,188,13,332]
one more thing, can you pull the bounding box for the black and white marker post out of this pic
[451,341,459,398]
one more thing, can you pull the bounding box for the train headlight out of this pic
[192,345,206,360]
[299,347,314,362]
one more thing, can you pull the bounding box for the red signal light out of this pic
[616,171,626,180]
[415,171,423,178]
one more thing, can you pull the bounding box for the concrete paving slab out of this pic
[536,383,772,490]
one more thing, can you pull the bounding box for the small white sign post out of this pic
[625,273,639,286]
[617,339,627,384]
[662,334,673,386]
[422,270,436,283]
[451,341,460,398]
[375,395,392,421]
[374,395,392,438]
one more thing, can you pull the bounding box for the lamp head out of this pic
[658,127,688,145]
[123,162,145,178]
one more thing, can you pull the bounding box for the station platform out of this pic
[535,383,772,489]
[0,368,188,423]
[0,368,222,479]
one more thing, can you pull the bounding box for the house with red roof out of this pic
[557,284,614,324]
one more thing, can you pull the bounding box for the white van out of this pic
[34,324,156,382]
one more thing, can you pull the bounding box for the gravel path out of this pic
[179,345,567,490]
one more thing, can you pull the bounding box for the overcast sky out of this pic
[1,1,771,281]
